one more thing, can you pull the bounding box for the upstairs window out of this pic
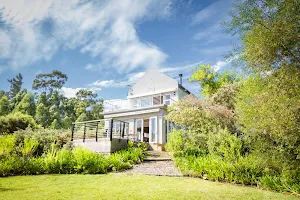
[153,95,163,105]
[164,94,171,105]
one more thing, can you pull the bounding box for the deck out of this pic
[71,119,131,153]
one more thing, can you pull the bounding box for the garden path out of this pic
[121,151,182,177]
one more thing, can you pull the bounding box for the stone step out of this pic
[143,157,172,161]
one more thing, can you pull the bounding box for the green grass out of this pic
[0,174,298,200]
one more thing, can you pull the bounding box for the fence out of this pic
[71,119,129,142]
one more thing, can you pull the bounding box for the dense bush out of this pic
[166,87,300,195]
[175,154,300,194]
[14,129,72,156]
[165,129,185,151]
[0,134,147,177]
[166,95,234,150]
[207,128,245,161]
[0,112,39,134]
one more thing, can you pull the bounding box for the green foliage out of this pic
[0,134,16,157]
[0,133,147,177]
[14,129,72,155]
[235,67,300,168]
[32,70,68,94]
[19,137,39,157]
[207,128,244,161]
[209,83,240,110]
[0,112,38,134]
[13,93,36,116]
[7,73,23,99]
[167,95,234,149]
[165,129,184,151]
[10,89,27,111]
[0,90,7,99]
[189,64,237,97]
[71,147,109,174]
[226,0,299,71]
[75,113,89,122]
[61,116,73,129]
[236,69,299,138]
[50,119,61,130]
[0,95,10,116]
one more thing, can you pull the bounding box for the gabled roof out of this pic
[127,68,191,97]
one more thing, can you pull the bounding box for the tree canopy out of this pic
[32,70,68,94]
[7,73,23,99]
[189,64,238,97]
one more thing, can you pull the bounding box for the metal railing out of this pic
[71,119,129,142]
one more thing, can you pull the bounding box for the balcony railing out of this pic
[103,95,176,112]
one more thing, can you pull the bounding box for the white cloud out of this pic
[212,60,228,72]
[61,86,101,98]
[191,0,236,47]
[92,71,145,88]
[0,0,171,72]
[61,87,82,98]
[191,1,220,25]
[191,0,233,26]
[211,55,239,72]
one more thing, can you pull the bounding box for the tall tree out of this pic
[0,96,10,116]
[0,90,7,99]
[35,92,50,128]
[7,73,23,99]
[10,89,27,110]
[13,93,36,116]
[75,89,103,121]
[62,97,77,121]
[226,0,300,166]
[189,64,237,97]
[76,89,98,104]
[32,70,68,94]
[226,0,300,71]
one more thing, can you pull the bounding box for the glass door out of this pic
[135,119,143,141]
[149,116,157,143]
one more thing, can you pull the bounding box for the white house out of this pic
[102,69,190,151]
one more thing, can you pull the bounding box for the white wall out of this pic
[178,87,190,100]
[111,109,168,145]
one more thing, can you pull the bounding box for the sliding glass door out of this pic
[149,116,157,143]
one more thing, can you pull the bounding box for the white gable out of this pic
[128,69,178,97]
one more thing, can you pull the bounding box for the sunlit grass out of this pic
[0,174,297,200]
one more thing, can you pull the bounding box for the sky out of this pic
[0,0,239,100]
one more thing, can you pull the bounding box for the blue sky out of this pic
[0,0,238,100]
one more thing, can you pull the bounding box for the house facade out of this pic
[102,69,190,151]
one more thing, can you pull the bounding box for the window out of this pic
[136,119,142,141]
[150,117,157,143]
[164,94,171,105]
[153,95,163,105]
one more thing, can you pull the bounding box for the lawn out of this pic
[0,174,297,200]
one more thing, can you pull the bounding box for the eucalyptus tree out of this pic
[7,73,23,100]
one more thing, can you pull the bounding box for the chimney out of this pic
[179,74,183,85]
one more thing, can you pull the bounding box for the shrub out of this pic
[72,147,109,174]
[165,129,184,151]
[0,134,16,157]
[19,137,39,157]
[14,129,72,155]
[260,169,300,194]
[0,134,147,177]
[207,128,244,161]
[0,112,38,135]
